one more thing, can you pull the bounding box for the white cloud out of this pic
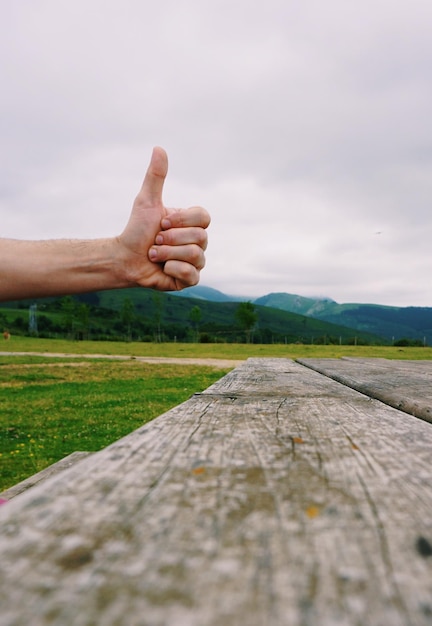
[1,0,432,305]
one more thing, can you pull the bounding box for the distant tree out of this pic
[394,338,424,347]
[235,302,258,343]
[61,296,75,338]
[121,297,135,341]
[14,316,26,332]
[37,314,55,336]
[76,304,90,340]
[153,293,164,342]
[189,305,202,342]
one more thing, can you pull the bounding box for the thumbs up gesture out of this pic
[118,147,210,292]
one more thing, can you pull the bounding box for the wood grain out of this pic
[1,358,432,625]
[298,357,432,423]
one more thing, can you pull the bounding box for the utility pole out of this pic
[29,304,38,335]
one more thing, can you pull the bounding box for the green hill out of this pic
[253,293,432,345]
[0,289,384,345]
[169,285,244,302]
[94,289,384,344]
[254,293,337,316]
[315,303,432,345]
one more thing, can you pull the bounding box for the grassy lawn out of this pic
[0,357,229,492]
[2,335,432,359]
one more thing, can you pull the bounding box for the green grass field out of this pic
[2,335,432,359]
[1,337,431,493]
[0,355,229,492]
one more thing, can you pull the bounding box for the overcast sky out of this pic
[1,0,432,306]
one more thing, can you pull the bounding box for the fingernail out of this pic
[155,235,163,245]
[149,248,157,261]
[161,218,171,230]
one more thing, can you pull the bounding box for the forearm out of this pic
[0,238,132,302]
[0,149,209,302]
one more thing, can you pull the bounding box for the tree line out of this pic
[0,298,264,344]
[2,297,416,345]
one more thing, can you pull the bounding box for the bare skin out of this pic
[0,147,210,302]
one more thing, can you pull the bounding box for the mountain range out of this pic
[171,286,432,345]
[3,285,431,345]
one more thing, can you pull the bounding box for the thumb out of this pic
[140,146,168,206]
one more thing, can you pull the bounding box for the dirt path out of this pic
[0,351,243,369]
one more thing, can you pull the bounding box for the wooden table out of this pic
[1,358,432,626]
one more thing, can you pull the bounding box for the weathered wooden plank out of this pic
[0,358,432,626]
[298,357,432,422]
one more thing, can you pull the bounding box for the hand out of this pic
[117,147,210,291]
